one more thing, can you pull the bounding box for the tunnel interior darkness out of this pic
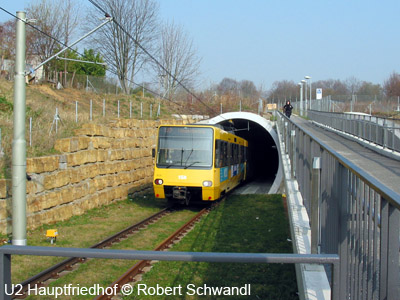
[217,119,279,181]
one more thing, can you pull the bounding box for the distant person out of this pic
[283,101,293,118]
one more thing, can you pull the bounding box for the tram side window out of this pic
[215,140,229,167]
[233,144,238,164]
[228,142,232,166]
[232,144,236,164]
[215,140,221,167]
[223,142,229,167]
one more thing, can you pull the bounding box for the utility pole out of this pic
[9,14,112,247]
[12,11,27,246]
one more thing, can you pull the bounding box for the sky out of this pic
[2,0,400,91]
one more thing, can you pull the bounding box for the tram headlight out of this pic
[202,180,213,187]
[155,179,163,185]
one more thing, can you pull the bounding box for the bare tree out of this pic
[0,20,15,59]
[87,0,159,94]
[216,78,238,95]
[154,21,201,99]
[358,81,382,97]
[26,0,68,79]
[313,79,348,96]
[61,0,81,87]
[0,20,15,74]
[383,71,400,97]
[345,76,362,95]
[240,80,259,99]
[268,80,298,101]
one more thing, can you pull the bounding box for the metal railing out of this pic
[307,110,400,153]
[0,245,339,300]
[277,112,400,300]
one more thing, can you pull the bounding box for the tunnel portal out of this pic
[200,112,282,194]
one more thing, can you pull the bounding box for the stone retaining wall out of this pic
[0,118,186,234]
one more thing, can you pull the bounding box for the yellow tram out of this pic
[153,124,248,204]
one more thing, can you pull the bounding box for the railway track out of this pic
[13,208,171,299]
[93,206,212,300]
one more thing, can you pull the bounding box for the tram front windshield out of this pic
[157,126,213,169]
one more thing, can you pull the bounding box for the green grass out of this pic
[126,194,298,300]
[28,208,201,300]
[7,194,298,300]
[0,96,13,113]
[10,194,167,284]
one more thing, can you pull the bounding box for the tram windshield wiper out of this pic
[184,148,194,165]
[184,161,200,169]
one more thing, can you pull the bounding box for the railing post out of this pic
[383,119,387,149]
[291,130,296,178]
[380,198,400,300]
[387,202,400,300]
[332,259,340,300]
[0,252,11,300]
[338,163,349,299]
[284,122,288,154]
[391,123,395,151]
[311,157,321,254]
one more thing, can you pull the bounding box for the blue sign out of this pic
[220,167,229,182]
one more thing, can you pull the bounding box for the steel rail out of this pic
[93,207,209,300]
[13,208,170,299]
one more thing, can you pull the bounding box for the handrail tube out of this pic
[0,245,339,264]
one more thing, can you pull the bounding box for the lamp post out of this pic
[304,78,308,110]
[305,76,311,110]
[298,82,303,116]
[301,80,306,116]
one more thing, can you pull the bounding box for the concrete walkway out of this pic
[292,115,400,196]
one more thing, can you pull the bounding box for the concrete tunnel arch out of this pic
[200,112,282,194]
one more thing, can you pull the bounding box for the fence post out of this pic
[0,252,11,300]
[150,104,153,118]
[90,99,93,121]
[29,117,32,147]
[103,99,105,117]
[55,108,59,133]
[140,102,143,119]
[311,157,321,254]
[75,101,78,123]
[117,100,120,118]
